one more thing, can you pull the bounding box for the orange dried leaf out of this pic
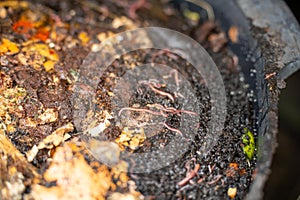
[229,162,239,170]
[12,20,34,34]
[227,187,237,199]
[32,27,50,42]
[228,26,239,43]
[239,168,246,176]
[0,38,20,55]
[78,31,90,45]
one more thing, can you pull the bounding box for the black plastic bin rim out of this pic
[236,0,300,81]
[177,0,300,199]
[200,0,300,199]
[236,1,300,199]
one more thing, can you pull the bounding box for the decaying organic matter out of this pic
[0,1,258,199]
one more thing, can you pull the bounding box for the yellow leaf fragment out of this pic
[183,9,200,22]
[43,60,56,72]
[78,31,90,45]
[26,123,73,162]
[7,124,16,133]
[0,38,20,55]
[22,44,59,61]
[115,127,146,150]
[227,187,237,199]
[0,1,28,9]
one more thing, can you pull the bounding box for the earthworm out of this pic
[178,164,200,186]
[118,107,162,116]
[139,81,174,102]
[160,122,182,136]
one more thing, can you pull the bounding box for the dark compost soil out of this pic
[0,0,257,199]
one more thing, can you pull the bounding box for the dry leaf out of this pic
[111,16,136,29]
[227,187,237,199]
[115,127,146,150]
[0,38,20,55]
[26,123,73,162]
[38,108,58,124]
[228,26,239,43]
[37,123,73,149]
[22,43,59,61]
[0,1,28,9]
[78,31,90,45]
[30,144,112,200]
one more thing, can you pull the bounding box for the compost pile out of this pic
[0,1,257,199]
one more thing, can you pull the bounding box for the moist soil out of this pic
[0,0,257,199]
